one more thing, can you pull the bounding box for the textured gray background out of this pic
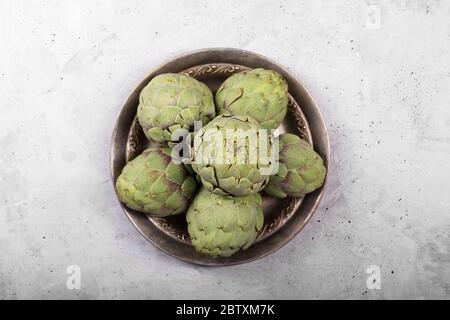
[1,0,449,300]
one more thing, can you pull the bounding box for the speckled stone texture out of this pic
[0,0,449,299]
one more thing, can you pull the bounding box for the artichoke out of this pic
[215,68,288,129]
[187,187,264,257]
[115,146,196,217]
[191,114,274,197]
[137,73,216,143]
[264,133,326,198]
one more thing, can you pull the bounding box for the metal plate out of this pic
[110,48,330,266]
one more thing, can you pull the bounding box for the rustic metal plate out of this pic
[110,48,330,266]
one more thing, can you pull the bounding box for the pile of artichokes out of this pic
[116,69,326,258]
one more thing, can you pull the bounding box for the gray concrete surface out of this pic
[0,0,449,299]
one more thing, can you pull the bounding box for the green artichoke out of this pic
[137,73,216,143]
[264,133,326,198]
[191,114,274,197]
[187,187,264,257]
[215,68,288,129]
[115,146,196,217]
